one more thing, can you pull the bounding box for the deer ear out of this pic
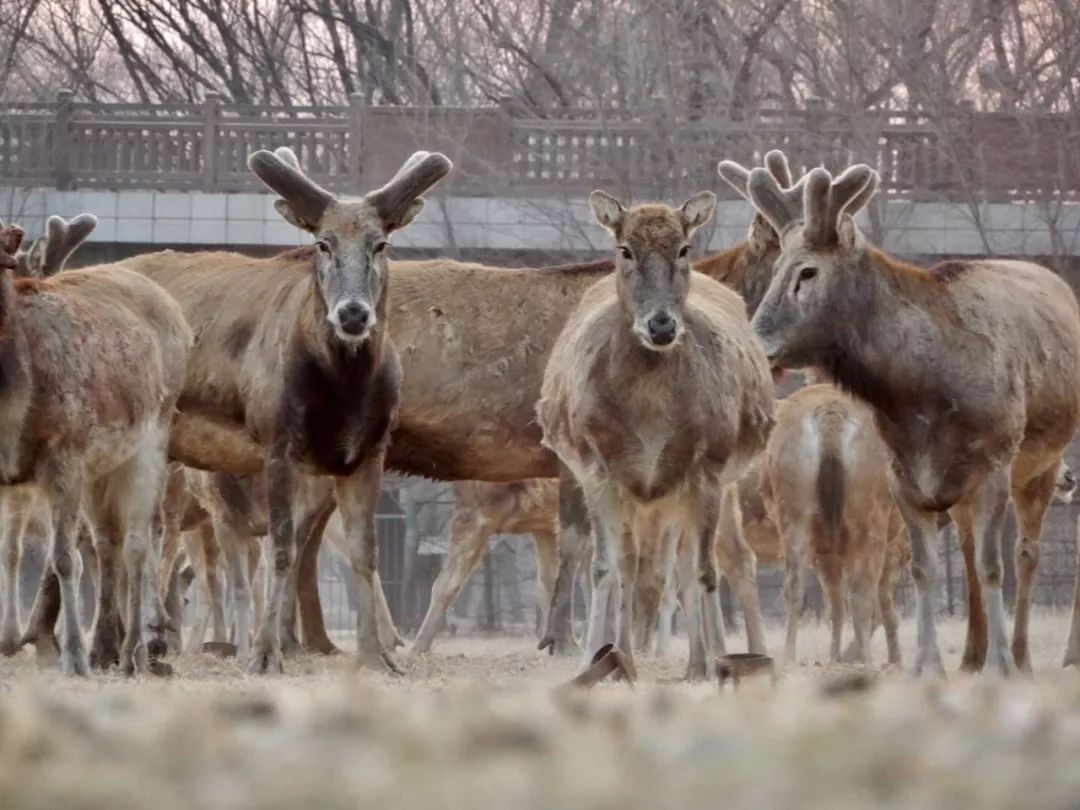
[836,213,864,252]
[589,190,625,233]
[679,191,716,236]
[386,198,425,233]
[273,199,313,232]
[747,214,777,255]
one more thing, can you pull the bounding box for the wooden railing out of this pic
[2,94,1078,201]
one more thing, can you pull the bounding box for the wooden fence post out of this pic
[202,93,222,192]
[348,93,365,182]
[54,89,74,190]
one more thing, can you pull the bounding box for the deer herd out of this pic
[0,142,1078,685]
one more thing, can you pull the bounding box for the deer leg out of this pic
[782,521,808,666]
[412,515,489,653]
[953,506,987,672]
[716,485,766,656]
[1065,516,1080,668]
[654,531,679,656]
[539,470,588,656]
[615,522,638,676]
[215,519,254,659]
[162,555,185,655]
[878,554,903,667]
[294,494,336,655]
[248,452,296,675]
[334,454,400,675]
[676,535,708,681]
[86,510,122,671]
[848,562,876,666]
[0,494,29,656]
[1012,463,1056,674]
[576,485,621,677]
[817,554,845,663]
[964,468,1014,677]
[42,469,89,677]
[895,495,945,679]
[533,529,558,643]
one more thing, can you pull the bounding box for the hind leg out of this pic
[781,520,809,665]
[0,492,32,656]
[1011,463,1056,674]
[817,555,845,663]
[952,506,987,672]
[40,465,89,677]
[84,504,122,671]
[413,514,490,653]
[295,493,337,655]
[539,468,588,657]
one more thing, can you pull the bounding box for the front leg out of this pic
[334,452,401,675]
[894,490,945,679]
[247,452,295,674]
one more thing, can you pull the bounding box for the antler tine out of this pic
[41,213,97,276]
[248,148,335,231]
[802,164,877,245]
[841,166,880,216]
[273,146,302,171]
[366,150,453,229]
[717,159,752,200]
[801,167,834,246]
[763,149,793,187]
[747,166,804,234]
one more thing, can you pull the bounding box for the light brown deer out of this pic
[0,219,191,675]
[411,479,559,653]
[743,154,1080,676]
[120,147,451,674]
[537,190,774,679]
[764,383,907,666]
[0,214,100,657]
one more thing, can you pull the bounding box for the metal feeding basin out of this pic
[717,653,775,691]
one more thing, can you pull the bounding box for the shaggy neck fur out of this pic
[815,249,964,424]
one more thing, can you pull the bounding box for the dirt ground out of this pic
[1,614,1080,809]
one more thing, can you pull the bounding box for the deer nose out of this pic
[647,312,677,346]
[336,302,371,336]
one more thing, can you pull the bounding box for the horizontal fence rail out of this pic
[2,95,1079,201]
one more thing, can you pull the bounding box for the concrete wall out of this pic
[3,187,1080,258]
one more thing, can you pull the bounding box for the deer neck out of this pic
[817,252,949,424]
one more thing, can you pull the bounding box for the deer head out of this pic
[743,153,878,370]
[14,214,98,278]
[248,147,452,345]
[589,189,716,352]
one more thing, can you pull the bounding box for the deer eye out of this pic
[316,239,331,254]
[618,246,633,260]
[799,266,818,282]
[373,240,389,254]
[677,244,691,258]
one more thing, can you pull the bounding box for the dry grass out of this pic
[0,614,1079,809]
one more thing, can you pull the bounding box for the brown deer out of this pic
[411,479,559,653]
[0,219,191,675]
[536,190,774,679]
[743,154,1080,676]
[0,214,100,657]
[120,147,451,674]
[764,383,907,666]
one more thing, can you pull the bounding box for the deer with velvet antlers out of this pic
[736,151,1080,676]
[119,147,452,674]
